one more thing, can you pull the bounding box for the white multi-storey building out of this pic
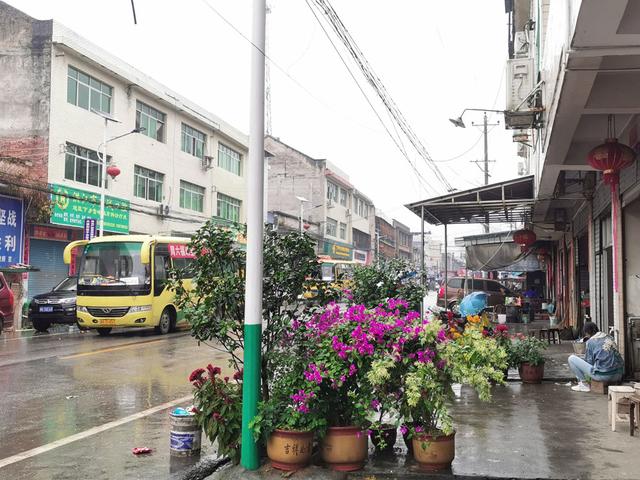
[0,2,248,301]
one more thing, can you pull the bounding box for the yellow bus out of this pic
[63,235,194,336]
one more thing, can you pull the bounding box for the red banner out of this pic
[168,244,196,259]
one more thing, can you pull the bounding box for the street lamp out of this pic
[92,108,145,236]
[295,196,309,233]
[449,108,504,233]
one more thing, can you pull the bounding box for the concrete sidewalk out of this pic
[207,382,640,480]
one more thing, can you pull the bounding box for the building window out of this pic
[64,143,105,187]
[134,165,164,202]
[339,188,347,206]
[327,182,338,203]
[181,123,206,159]
[218,143,242,175]
[339,222,347,240]
[354,197,368,218]
[136,101,166,142]
[67,66,112,114]
[180,180,205,212]
[217,193,241,222]
[326,217,337,237]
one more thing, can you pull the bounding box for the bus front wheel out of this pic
[97,328,112,336]
[155,309,172,335]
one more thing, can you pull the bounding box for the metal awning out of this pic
[405,175,535,225]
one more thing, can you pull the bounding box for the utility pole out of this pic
[240,0,266,470]
[471,112,498,233]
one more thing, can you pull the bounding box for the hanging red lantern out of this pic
[303,223,310,230]
[513,229,536,252]
[587,138,636,189]
[106,164,121,179]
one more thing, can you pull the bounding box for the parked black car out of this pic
[28,276,77,332]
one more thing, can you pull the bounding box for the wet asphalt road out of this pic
[0,327,232,479]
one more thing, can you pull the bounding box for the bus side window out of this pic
[154,255,169,295]
[172,258,195,279]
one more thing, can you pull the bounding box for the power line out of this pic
[304,0,438,196]
[308,0,453,192]
[198,0,381,136]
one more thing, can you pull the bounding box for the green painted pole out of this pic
[240,0,266,470]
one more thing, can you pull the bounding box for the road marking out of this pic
[59,338,168,359]
[0,395,192,469]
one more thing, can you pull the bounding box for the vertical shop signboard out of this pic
[0,194,24,268]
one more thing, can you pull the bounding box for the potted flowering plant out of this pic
[298,303,375,471]
[189,365,243,464]
[509,335,547,383]
[399,318,508,471]
[250,369,325,471]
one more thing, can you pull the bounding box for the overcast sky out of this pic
[10,0,517,247]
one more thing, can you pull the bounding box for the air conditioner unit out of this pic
[514,31,530,58]
[202,156,213,170]
[158,204,170,217]
[506,58,535,111]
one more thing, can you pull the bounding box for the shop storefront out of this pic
[26,225,80,298]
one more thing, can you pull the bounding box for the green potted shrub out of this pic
[509,335,547,383]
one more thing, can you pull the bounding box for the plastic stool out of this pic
[608,385,636,432]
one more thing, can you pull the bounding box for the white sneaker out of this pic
[571,381,591,392]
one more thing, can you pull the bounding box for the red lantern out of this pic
[106,164,121,179]
[587,138,635,189]
[303,223,310,230]
[513,229,536,252]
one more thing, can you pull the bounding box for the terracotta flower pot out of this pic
[267,429,314,471]
[412,431,455,471]
[518,362,544,384]
[369,424,397,453]
[321,426,368,471]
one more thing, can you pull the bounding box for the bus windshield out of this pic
[77,242,150,295]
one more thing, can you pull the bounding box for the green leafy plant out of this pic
[509,335,547,366]
[350,258,425,311]
[189,365,243,464]
[169,220,319,400]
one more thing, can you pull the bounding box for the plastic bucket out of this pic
[170,412,201,457]
[549,315,559,326]
[497,314,507,324]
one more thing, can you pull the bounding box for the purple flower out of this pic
[436,359,447,370]
[303,363,323,384]
[371,399,381,411]
[348,363,357,376]
[400,425,408,436]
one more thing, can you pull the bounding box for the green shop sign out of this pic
[322,240,353,260]
[50,184,130,234]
